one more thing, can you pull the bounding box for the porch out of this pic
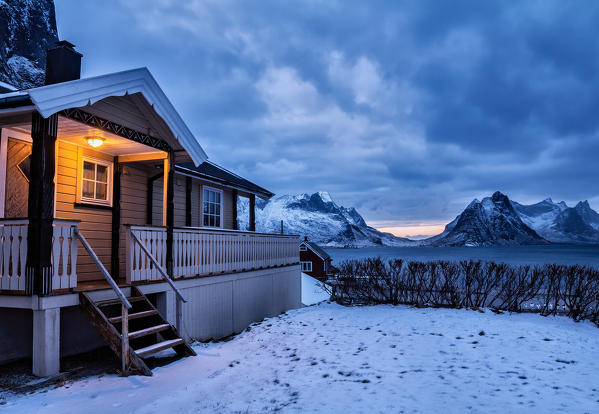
[0,218,300,376]
[0,220,299,295]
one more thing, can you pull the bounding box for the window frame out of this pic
[201,185,224,229]
[299,244,307,252]
[301,261,312,272]
[78,156,113,207]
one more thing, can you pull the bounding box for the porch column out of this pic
[249,194,256,232]
[164,154,175,273]
[26,111,57,295]
[232,189,238,230]
[111,157,121,279]
[32,308,60,376]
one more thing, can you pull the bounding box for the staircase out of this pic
[79,286,196,376]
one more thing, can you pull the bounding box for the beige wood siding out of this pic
[118,163,154,277]
[173,176,186,227]
[55,141,114,282]
[152,175,236,230]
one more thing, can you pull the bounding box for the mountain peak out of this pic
[238,192,412,247]
[543,197,553,203]
[576,200,590,209]
[491,191,509,203]
[316,191,333,203]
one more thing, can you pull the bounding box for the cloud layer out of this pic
[55,0,599,233]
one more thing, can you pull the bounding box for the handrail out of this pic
[75,229,132,309]
[0,218,29,225]
[128,229,188,304]
[175,226,300,238]
[128,224,299,238]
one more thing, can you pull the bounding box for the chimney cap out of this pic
[304,236,308,241]
[49,40,83,56]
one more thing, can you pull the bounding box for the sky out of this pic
[54,0,599,237]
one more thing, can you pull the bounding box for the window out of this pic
[80,157,112,206]
[203,187,222,227]
[300,245,307,252]
[301,261,312,272]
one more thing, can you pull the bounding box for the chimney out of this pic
[45,40,82,85]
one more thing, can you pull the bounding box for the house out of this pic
[299,237,332,281]
[0,41,300,377]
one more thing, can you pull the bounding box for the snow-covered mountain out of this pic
[238,192,413,247]
[0,0,58,90]
[427,191,546,247]
[513,199,599,244]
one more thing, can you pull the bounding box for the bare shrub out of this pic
[330,257,598,325]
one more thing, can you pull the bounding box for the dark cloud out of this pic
[54,0,599,229]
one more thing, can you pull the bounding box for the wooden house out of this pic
[0,41,300,376]
[299,237,332,281]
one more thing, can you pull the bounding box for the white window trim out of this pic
[301,261,312,272]
[79,156,113,207]
[299,245,307,251]
[201,185,224,229]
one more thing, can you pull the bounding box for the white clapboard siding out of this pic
[127,225,299,282]
[0,220,28,291]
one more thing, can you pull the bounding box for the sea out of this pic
[324,245,599,268]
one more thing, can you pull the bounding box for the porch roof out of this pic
[0,68,207,166]
[176,161,274,200]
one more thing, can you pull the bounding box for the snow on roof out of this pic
[301,240,331,261]
[0,68,207,165]
[0,80,18,92]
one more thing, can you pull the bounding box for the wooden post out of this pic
[162,158,169,227]
[111,157,121,279]
[185,176,192,227]
[249,194,256,232]
[26,111,57,295]
[164,154,174,274]
[121,304,129,376]
[176,296,183,334]
[232,189,238,230]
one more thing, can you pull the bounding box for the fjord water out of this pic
[325,245,599,268]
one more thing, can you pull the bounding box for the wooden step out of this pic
[128,323,171,340]
[96,296,147,307]
[134,338,185,358]
[108,309,158,324]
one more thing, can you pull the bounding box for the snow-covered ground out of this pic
[301,272,330,306]
[3,304,598,413]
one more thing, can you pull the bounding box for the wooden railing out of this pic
[0,219,28,291]
[0,219,79,292]
[126,225,299,283]
[52,219,78,290]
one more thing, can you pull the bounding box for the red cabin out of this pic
[299,237,332,281]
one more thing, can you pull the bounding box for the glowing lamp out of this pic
[87,136,104,148]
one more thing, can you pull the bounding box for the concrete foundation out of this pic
[0,265,301,376]
[32,308,60,377]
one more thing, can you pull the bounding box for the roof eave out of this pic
[21,68,207,166]
[174,164,274,199]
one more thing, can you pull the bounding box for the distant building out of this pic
[300,237,332,281]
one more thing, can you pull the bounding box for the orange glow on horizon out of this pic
[373,224,446,239]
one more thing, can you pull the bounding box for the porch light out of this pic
[86,136,104,148]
